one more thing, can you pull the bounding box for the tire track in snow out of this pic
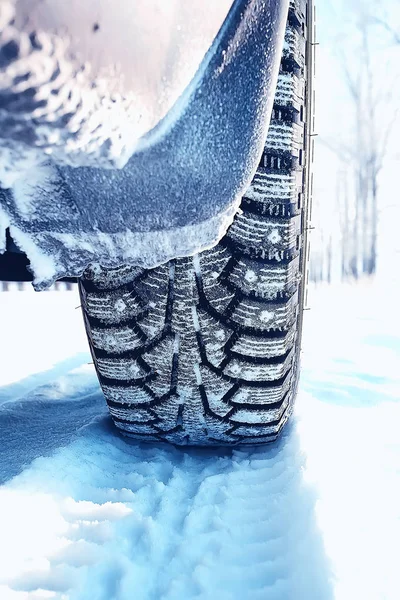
[1,411,334,600]
[155,435,333,600]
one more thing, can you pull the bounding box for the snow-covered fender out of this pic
[0,0,289,289]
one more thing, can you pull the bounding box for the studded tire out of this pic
[79,0,314,446]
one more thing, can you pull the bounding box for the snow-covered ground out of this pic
[0,281,399,600]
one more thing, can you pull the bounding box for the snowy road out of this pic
[0,282,399,600]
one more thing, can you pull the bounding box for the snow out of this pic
[5,207,241,291]
[191,304,201,333]
[0,289,88,390]
[1,280,400,599]
[8,226,58,286]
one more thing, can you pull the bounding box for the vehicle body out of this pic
[0,0,314,446]
[1,0,288,288]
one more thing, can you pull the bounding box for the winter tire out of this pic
[79,0,314,446]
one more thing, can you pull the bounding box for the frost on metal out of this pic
[0,0,289,289]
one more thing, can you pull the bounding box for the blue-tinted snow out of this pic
[1,281,400,599]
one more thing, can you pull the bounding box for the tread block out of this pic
[103,385,154,406]
[197,310,233,368]
[275,71,304,109]
[231,394,290,425]
[227,212,300,254]
[114,422,159,435]
[96,357,148,380]
[230,292,298,330]
[265,120,303,156]
[151,396,183,431]
[198,245,232,278]
[90,325,143,354]
[228,256,300,299]
[223,348,294,382]
[244,170,303,214]
[230,422,283,437]
[84,289,144,324]
[283,23,306,70]
[82,264,142,291]
[134,265,170,302]
[231,329,296,358]
[229,376,292,406]
[109,407,157,423]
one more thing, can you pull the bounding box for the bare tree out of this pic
[318,4,399,282]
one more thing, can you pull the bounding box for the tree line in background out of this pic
[310,0,399,284]
[0,281,74,291]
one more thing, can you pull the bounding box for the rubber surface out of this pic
[79,0,313,446]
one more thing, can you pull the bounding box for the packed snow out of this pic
[0,279,399,600]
